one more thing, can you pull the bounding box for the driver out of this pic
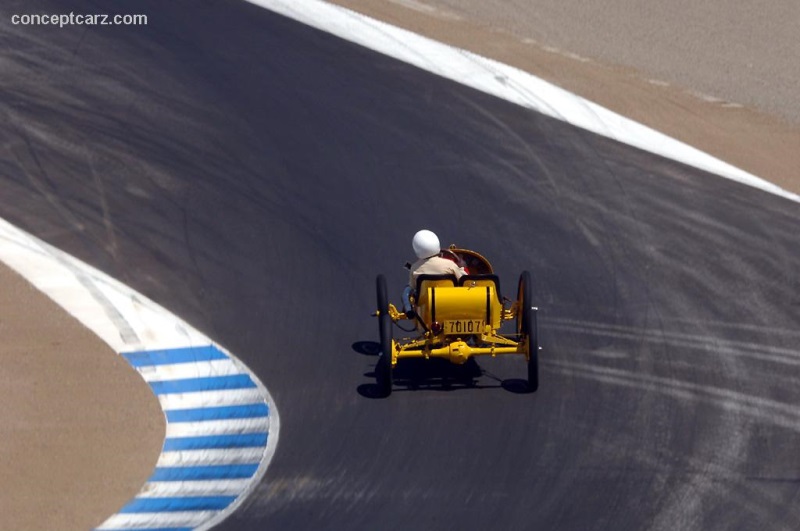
[402,229,466,316]
[408,229,466,287]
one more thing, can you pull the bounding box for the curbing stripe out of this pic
[137,359,243,383]
[97,512,216,529]
[119,497,238,513]
[157,448,266,467]
[123,346,230,367]
[149,465,260,482]
[141,480,254,498]
[162,433,269,451]
[148,374,257,395]
[164,417,270,438]
[158,388,265,410]
[98,528,192,531]
[165,404,269,423]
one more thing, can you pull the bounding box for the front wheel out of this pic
[376,275,393,396]
[517,271,539,392]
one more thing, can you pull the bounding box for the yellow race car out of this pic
[374,247,539,396]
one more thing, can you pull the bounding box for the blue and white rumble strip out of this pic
[0,218,279,531]
[97,345,275,531]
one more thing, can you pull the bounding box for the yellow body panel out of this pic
[416,282,502,330]
[389,276,522,367]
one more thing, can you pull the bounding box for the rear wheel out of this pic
[376,275,393,396]
[517,271,538,392]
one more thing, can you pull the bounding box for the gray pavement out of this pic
[2,2,799,530]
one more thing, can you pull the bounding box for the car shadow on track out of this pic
[353,341,528,398]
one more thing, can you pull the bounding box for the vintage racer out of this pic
[374,246,539,396]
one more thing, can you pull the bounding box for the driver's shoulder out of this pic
[412,256,449,275]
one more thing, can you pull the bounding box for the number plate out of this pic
[444,319,484,335]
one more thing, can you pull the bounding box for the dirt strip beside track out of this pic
[0,262,164,531]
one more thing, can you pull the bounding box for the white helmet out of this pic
[412,229,440,259]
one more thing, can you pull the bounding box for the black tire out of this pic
[376,275,393,396]
[517,271,539,392]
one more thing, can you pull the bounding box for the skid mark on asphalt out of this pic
[545,317,800,367]
[547,359,800,433]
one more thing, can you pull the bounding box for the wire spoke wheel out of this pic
[376,275,393,396]
[517,271,539,392]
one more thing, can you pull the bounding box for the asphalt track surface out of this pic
[2,1,800,530]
